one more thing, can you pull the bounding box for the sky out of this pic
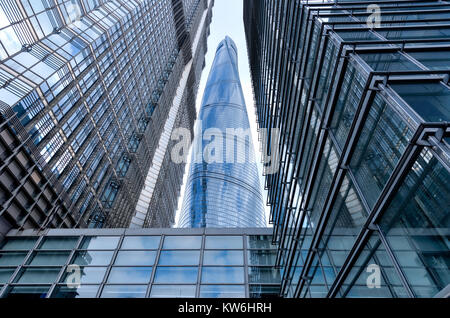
[173,0,271,227]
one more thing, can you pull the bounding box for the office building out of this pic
[0,227,280,298]
[0,0,213,236]
[179,36,266,228]
[244,0,450,298]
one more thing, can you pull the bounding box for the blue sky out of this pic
[174,0,271,226]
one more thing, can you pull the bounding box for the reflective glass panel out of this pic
[162,236,202,249]
[0,268,15,284]
[150,285,196,298]
[15,267,61,284]
[203,250,244,265]
[107,267,152,284]
[39,237,79,250]
[80,236,120,249]
[153,267,198,284]
[0,252,27,266]
[27,251,70,265]
[121,236,160,249]
[52,285,99,298]
[114,251,156,266]
[201,267,244,284]
[71,251,114,266]
[5,285,49,298]
[101,285,147,298]
[0,238,37,250]
[60,266,107,284]
[199,285,245,298]
[205,236,243,249]
[158,251,200,265]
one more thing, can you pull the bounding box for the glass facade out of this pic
[0,0,213,233]
[244,0,450,298]
[179,36,266,228]
[0,228,280,298]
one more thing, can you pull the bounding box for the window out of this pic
[101,285,147,298]
[107,267,152,284]
[203,251,244,265]
[201,267,244,284]
[199,285,245,298]
[121,236,160,249]
[158,251,200,266]
[80,236,120,250]
[162,236,202,249]
[150,285,196,298]
[114,251,156,266]
[153,267,198,284]
[205,236,243,249]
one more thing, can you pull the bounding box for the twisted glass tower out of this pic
[179,36,266,228]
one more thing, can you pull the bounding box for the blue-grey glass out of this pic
[150,285,196,298]
[204,236,243,249]
[5,286,49,298]
[153,267,198,284]
[27,251,70,266]
[179,37,266,228]
[201,266,244,284]
[52,285,99,298]
[15,267,61,284]
[199,285,245,298]
[249,285,281,298]
[203,250,244,265]
[158,251,200,265]
[247,250,277,266]
[390,82,450,123]
[0,238,37,250]
[248,267,281,284]
[39,237,79,250]
[0,268,15,284]
[71,251,114,266]
[100,285,147,298]
[80,236,120,250]
[0,252,27,266]
[120,236,160,250]
[162,236,202,249]
[107,267,152,284]
[379,150,450,297]
[114,251,156,266]
[60,267,107,284]
[247,236,276,249]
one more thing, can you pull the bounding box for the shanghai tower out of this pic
[179,36,266,228]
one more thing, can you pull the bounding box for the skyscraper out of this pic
[179,36,266,228]
[244,0,450,298]
[0,0,213,236]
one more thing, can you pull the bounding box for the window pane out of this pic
[5,285,49,298]
[248,267,281,284]
[199,285,245,298]
[60,266,107,284]
[15,268,61,284]
[80,236,120,249]
[0,268,15,283]
[247,250,277,265]
[39,237,78,250]
[107,267,152,284]
[52,285,99,298]
[249,285,281,298]
[158,251,200,265]
[201,267,244,284]
[153,267,198,284]
[71,251,114,266]
[121,236,160,249]
[101,285,147,298]
[27,251,70,265]
[162,236,202,249]
[0,237,37,250]
[114,251,156,265]
[205,236,243,249]
[0,252,27,266]
[247,235,275,249]
[203,250,244,265]
[150,285,196,298]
